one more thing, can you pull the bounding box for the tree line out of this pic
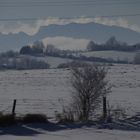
[1,36,140,70]
[87,36,140,52]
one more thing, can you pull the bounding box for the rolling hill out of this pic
[0,22,140,51]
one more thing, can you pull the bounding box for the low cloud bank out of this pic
[0,17,140,35]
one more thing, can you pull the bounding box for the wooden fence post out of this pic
[103,96,107,121]
[12,99,17,116]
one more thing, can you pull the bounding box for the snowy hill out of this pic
[80,51,136,63]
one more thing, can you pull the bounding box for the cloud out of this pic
[93,17,140,33]
[42,37,89,50]
[0,17,140,35]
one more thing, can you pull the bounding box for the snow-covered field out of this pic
[37,56,72,68]
[0,64,140,117]
[0,64,140,139]
[81,51,136,62]
[21,55,72,68]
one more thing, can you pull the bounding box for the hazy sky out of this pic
[0,0,140,35]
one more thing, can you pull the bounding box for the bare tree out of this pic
[71,63,111,121]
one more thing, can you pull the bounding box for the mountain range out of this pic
[0,22,140,52]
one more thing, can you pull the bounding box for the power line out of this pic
[0,1,139,7]
[0,14,140,21]
[0,0,139,2]
[0,0,139,5]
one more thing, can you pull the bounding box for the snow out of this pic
[81,51,136,62]
[20,55,72,68]
[0,63,140,139]
[0,64,140,117]
[107,64,140,115]
[1,124,140,140]
[37,56,72,68]
[0,68,71,117]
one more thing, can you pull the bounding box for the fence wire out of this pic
[0,98,69,118]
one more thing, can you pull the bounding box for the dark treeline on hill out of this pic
[1,36,140,70]
[19,37,140,65]
[20,40,44,56]
[87,36,140,52]
[20,41,76,57]
[19,40,128,64]
[20,37,140,57]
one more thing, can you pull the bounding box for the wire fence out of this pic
[0,98,69,118]
[0,98,104,119]
[0,97,133,120]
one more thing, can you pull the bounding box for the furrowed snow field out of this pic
[0,64,140,139]
[0,64,140,117]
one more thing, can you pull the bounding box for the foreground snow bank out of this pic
[1,123,140,140]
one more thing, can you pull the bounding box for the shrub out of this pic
[70,63,111,122]
[0,114,15,126]
[107,104,127,121]
[57,60,88,69]
[22,114,48,123]
[55,107,75,123]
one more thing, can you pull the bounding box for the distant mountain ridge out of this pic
[0,22,140,51]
